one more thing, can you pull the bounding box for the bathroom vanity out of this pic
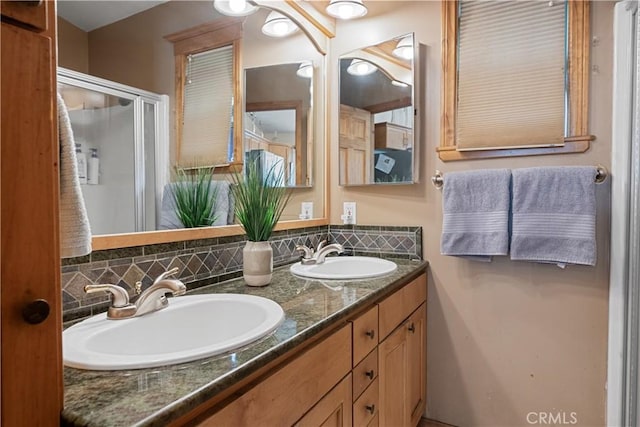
[62,258,427,426]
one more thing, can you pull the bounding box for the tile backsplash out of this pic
[61,225,422,321]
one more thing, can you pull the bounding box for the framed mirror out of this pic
[55,1,326,248]
[338,33,418,186]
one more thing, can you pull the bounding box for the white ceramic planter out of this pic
[243,241,273,286]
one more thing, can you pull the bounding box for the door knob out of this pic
[408,323,415,333]
[365,369,375,379]
[22,299,50,324]
[365,329,375,339]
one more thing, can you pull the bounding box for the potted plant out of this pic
[231,157,291,286]
[169,166,219,228]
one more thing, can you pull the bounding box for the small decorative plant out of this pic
[231,157,291,241]
[170,166,219,228]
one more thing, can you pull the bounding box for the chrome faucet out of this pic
[296,239,328,265]
[315,243,344,264]
[84,267,186,319]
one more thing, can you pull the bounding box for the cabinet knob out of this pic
[365,370,375,379]
[365,404,376,414]
[22,299,50,324]
[365,329,375,339]
[408,323,415,333]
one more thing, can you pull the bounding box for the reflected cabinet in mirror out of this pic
[56,1,325,244]
[338,33,418,186]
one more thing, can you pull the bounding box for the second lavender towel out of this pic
[440,169,511,262]
[510,166,596,267]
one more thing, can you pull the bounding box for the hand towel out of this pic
[58,94,92,258]
[510,166,596,267]
[440,169,511,261]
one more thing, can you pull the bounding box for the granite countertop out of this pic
[62,258,428,427]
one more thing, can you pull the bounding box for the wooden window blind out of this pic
[457,0,566,150]
[179,45,234,167]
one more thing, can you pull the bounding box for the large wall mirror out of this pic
[56,1,326,248]
[338,33,418,186]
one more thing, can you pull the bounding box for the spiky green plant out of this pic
[231,158,291,242]
[170,166,218,228]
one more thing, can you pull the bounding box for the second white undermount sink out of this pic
[63,294,284,371]
[290,256,397,280]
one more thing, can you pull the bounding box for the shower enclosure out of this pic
[57,68,169,235]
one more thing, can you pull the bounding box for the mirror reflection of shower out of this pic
[58,68,169,235]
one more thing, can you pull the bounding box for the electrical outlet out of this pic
[299,202,313,220]
[341,202,356,225]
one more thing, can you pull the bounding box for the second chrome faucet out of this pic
[295,240,344,265]
[84,267,186,320]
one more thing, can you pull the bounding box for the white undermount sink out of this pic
[63,294,284,371]
[289,256,397,280]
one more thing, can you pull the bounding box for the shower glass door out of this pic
[58,68,168,235]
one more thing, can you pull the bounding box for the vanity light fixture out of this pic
[296,61,313,78]
[213,0,258,16]
[392,35,414,60]
[347,59,377,76]
[262,11,299,37]
[325,0,368,20]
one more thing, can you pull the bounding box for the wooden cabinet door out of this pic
[378,323,409,427]
[295,374,353,427]
[1,8,62,426]
[378,302,427,427]
[407,303,426,427]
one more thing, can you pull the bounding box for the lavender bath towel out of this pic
[440,169,511,262]
[510,166,596,267]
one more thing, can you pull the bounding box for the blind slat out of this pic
[456,0,567,150]
[180,45,233,166]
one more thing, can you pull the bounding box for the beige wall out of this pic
[329,2,613,426]
[79,1,325,220]
[57,17,89,73]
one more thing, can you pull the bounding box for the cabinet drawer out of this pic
[353,348,377,401]
[379,274,426,340]
[200,324,352,426]
[353,378,378,427]
[352,305,378,366]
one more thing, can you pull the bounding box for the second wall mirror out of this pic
[338,33,418,186]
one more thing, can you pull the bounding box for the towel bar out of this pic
[431,166,608,189]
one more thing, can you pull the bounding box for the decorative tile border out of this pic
[329,225,422,260]
[61,225,422,321]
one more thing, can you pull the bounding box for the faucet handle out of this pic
[295,244,314,259]
[315,239,327,253]
[153,267,179,285]
[84,284,130,308]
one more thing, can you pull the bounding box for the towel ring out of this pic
[432,165,608,189]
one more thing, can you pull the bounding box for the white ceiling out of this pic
[57,0,170,32]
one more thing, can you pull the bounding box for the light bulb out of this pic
[356,63,368,74]
[229,0,246,12]
[338,4,354,19]
[273,21,288,36]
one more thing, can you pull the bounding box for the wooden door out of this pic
[0,1,63,425]
[339,104,371,185]
[407,304,427,427]
[295,375,353,427]
[378,323,409,427]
